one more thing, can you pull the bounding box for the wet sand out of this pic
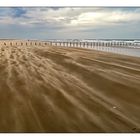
[0,40,140,132]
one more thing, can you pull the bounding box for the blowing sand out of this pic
[0,40,140,132]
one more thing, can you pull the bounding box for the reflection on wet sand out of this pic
[0,41,140,132]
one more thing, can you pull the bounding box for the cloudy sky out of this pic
[0,7,140,40]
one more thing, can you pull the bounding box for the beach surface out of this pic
[0,40,140,132]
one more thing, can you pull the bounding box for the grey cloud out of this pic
[0,7,140,39]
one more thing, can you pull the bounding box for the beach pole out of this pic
[91,42,93,48]
[80,42,82,48]
[89,42,91,48]
[93,42,95,48]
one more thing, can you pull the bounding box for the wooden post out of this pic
[81,42,82,48]
[93,42,95,47]
[87,42,88,48]
[97,42,98,47]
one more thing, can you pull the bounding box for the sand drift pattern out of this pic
[0,40,140,132]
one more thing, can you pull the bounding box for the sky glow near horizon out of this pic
[0,7,140,40]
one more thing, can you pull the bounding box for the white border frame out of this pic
[0,0,140,6]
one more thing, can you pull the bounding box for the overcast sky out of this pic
[0,7,140,40]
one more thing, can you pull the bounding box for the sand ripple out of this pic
[0,42,140,132]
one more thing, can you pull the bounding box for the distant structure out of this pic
[49,40,140,49]
[0,39,139,49]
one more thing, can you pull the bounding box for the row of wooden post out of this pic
[50,41,139,48]
[1,41,51,46]
[0,41,139,48]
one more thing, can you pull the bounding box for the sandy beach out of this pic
[0,40,140,132]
